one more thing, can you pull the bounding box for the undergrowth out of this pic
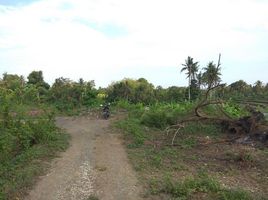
[115,118,146,148]
[0,107,69,199]
[150,172,252,200]
[114,101,264,200]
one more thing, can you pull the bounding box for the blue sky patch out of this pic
[0,0,40,6]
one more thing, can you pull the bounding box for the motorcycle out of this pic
[101,104,110,119]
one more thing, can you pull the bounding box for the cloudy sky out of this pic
[0,0,267,87]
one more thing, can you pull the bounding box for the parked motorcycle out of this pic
[101,103,110,119]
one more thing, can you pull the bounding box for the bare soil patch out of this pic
[26,116,142,200]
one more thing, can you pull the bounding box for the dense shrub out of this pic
[222,102,249,118]
[0,110,61,163]
[141,103,194,129]
[0,102,69,198]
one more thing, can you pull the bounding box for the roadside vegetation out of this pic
[113,56,268,200]
[115,100,267,200]
[0,55,268,199]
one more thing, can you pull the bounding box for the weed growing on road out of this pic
[87,195,99,200]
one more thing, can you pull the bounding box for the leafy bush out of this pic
[141,102,194,129]
[0,109,62,162]
[223,102,249,118]
[0,97,69,198]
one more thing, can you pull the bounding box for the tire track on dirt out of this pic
[26,116,142,200]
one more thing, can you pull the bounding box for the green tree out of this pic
[229,80,249,92]
[228,80,250,98]
[181,56,199,101]
[22,84,39,103]
[189,79,201,100]
[107,78,155,104]
[196,72,203,89]
[27,71,50,102]
[202,61,221,88]
[49,77,97,110]
[166,86,186,102]
[27,71,50,89]
[253,80,263,95]
[134,78,155,104]
[2,73,25,91]
[154,86,166,102]
[1,73,25,104]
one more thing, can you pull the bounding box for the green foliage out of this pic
[115,118,146,148]
[181,56,199,101]
[219,189,252,200]
[180,122,220,138]
[116,101,221,148]
[48,77,98,112]
[1,73,25,91]
[0,75,70,198]
[107,78,155,104]
[223,102,249,118]
[178,137,198,149]
[141,102,194,129]
[87,195,99,200]
[141,108,171,129]
[0,132,69,199]
[188,79,201,100]
[27,70,50,89]
[202,61,222,88]
[156,173,252,200]
[0,108,69,199]
[0,108,63,162]
[22,84,40,103]
[162,173,220,197]
[225,150,254,163]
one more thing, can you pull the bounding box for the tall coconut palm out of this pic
[202,61,222,88]
[196,72,203,89]
[181,56,199,101]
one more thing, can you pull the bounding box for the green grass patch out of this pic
[178,137,198,149]
[225,150,254,163]
[0,131,69,199]
[115,118,146,148]
[87,195,99,200]
[154,173,252,200]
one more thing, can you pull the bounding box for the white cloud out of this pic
[0,0,267,87]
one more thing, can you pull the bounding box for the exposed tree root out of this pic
[166,54,267,146]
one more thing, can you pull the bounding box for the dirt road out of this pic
[26,116,142,200]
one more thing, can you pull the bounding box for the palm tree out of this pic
[181,56,199,101]
[196,72,203,89]
[202,61,221,88]
[253,80,263,94]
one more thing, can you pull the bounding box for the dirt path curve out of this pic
[27,116,142,200]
